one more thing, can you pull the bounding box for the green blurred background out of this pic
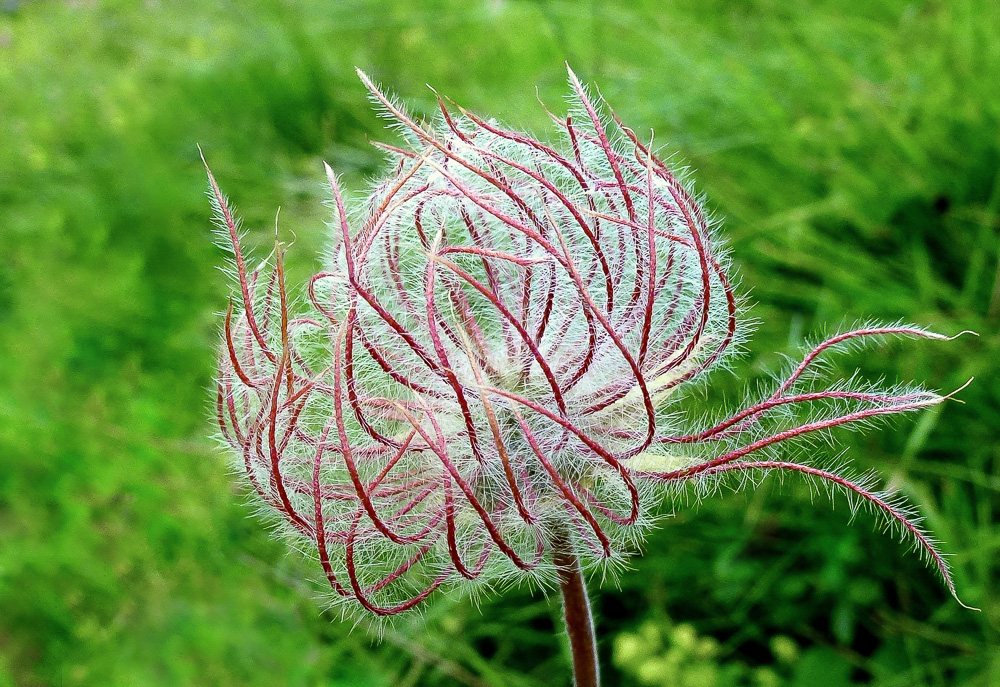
[1,0,997,685]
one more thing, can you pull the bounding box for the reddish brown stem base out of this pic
[554,538,600,687]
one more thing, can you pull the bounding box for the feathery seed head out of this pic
[210,67,974,618]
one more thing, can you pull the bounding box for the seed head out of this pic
[210,67,974,617]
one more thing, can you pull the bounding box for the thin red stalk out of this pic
[553,530,600,687]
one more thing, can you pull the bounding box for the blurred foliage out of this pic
[0,0,997,685]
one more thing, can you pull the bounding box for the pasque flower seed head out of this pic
[210,67,974,618]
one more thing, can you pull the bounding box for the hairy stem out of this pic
[553,532,600,687]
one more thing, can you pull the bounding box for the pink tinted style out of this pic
[211,68,971,617]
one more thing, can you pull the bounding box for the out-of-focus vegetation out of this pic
[0,0,997,685]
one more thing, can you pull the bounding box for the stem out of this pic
[553,534,600,687]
